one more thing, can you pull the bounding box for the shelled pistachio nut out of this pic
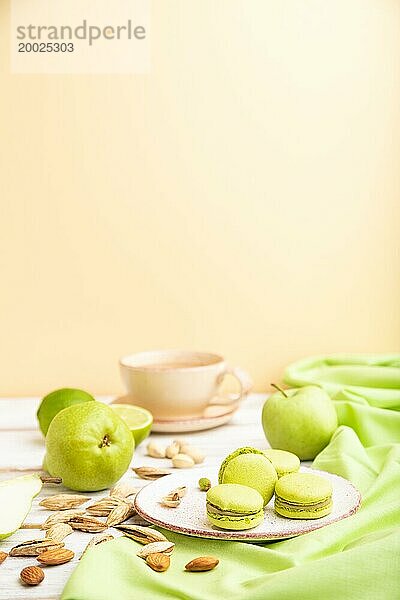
[172,454,195,469]
[165,442,180,459]
[180,445,205,464]
[147,442,166,459]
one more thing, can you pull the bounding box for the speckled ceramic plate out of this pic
[134,466,361,541]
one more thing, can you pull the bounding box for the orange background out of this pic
[0,1,399,395]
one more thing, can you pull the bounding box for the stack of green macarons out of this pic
[206,446,333,531]
[218,447,278,506]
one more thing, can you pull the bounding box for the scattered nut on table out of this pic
[185,556,219,572]
[146,552,171,572]
[198,477,211,492]
[20,566,45,586]
[147,441,166,458]
[172,454,195,469]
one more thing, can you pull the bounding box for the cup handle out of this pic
[209,367,253,407]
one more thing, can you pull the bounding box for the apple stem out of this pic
[270,383,288,398]
[100,434,111,448]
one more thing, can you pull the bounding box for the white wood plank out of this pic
[0,394,268,599]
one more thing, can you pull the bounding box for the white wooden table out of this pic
[0,394,268,600]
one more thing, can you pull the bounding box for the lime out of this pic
[110,404,153,447]
[37,388,95,436]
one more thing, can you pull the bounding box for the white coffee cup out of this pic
[119,350,253,420]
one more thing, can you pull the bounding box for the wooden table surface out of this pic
[0,394,268,600]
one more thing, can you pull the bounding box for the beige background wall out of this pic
[0,1,399,396]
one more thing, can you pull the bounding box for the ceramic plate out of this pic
[134,466,361,541]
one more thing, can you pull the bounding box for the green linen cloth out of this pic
[62,354,400,600]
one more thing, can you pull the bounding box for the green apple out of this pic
[0,474,42,540]
[44,402,134,491]
[262,384,338,460]
[37,388,95,435]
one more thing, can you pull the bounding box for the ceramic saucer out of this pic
[111,396,238,433]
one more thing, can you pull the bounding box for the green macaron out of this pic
[206,483,264,530]
[263,449,300,478]
[218,447,278,506]
[274,472,333,519]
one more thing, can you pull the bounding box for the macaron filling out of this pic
[206,502,262,517]
[206,483,264,530]
[275,496,332,514]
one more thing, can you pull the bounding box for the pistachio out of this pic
[42,509,85,530]
[164,492,180,501]
[9,540,65,557]
[160,498,180,508]
[87,496,122,516]
[40,475,62,485]
[172,453,195,469]
[39,494,90,511]
[110,482,139,499]
[80,534,114,559]
[116,525,168,545]
[180,445,205,464]
[136,541,175,558]
[179,444,192,454]
[132,467,171,480]
[161,485,187,507]
[106,500,136,527]
[198,478,211,492]
[147,441,166,459]
[173,438,189,451]
[45,523,73,542]
[69,515,107,533]
[165,442,180,459]
[172,486,187,498]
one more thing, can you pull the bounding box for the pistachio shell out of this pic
[45,523,73,542]
[116,525,168,544]
[110,482,139,499]
[161,498,180,508]
[136,541,174,558]
[132,467,171,480]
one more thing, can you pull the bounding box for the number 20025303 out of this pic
[18,42,74,52]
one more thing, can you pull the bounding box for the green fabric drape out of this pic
[62,354,400,600]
